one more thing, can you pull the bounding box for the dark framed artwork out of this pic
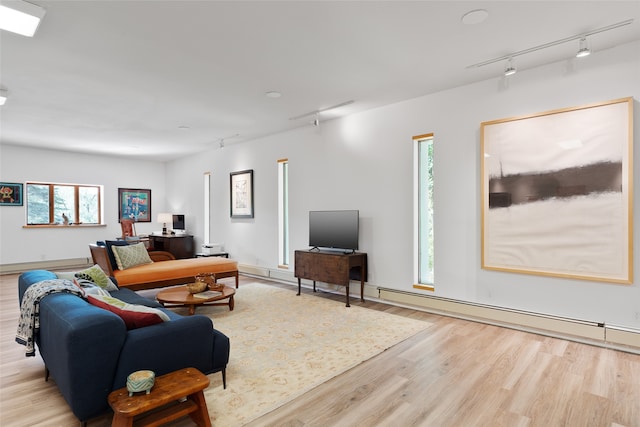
[0,182,23,206]
[230,169,254,218]
[481,97,633,284]
[118,188,151,222]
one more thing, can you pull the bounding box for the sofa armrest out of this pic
[38,293,127,421]
[18,270,57,305]
[89,244,115,276]
[148,251,176,262]
[111,314,226,389]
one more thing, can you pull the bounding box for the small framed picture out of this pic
[118,188,151,222]
[230,169,254,218]
[0,182,23,206]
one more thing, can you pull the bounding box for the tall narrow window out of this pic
[414,134,434,287]
[278,159,289,267]
[204,172,211,244]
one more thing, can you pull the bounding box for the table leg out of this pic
[111,413,133,427]
[297,278,301,296]
[228,295,234,311]
[188,304,196,315]
[345,282,350,307]
[187,390,212,427]
[360,266,365,302]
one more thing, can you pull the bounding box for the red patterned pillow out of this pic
[87,294,170,330]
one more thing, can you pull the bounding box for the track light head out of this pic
[504,58,517,76]
[576,37,591,58]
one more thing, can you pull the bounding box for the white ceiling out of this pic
[1,1,639,162]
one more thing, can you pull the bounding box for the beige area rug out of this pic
[192,282,432,426]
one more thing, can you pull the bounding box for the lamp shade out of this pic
[157,213,172,224]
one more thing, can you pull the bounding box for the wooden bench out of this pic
[108,367,211,427]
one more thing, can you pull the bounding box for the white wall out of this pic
[1,41,638,329]
[165,40,640,329]
[0,145,167,264]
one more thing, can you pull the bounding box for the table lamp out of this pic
[157,213,173,235]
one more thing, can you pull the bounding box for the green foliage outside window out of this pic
[27,183,102,225]
[418,138,434,284]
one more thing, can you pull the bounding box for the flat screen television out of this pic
[309,210,359,252]
[172,214,185,231]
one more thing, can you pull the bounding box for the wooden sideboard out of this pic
[149,234,194,259]
[294,250,367,307]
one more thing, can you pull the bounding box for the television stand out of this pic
[294,250,367,307]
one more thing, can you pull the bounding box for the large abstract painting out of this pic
[481,97,633,283]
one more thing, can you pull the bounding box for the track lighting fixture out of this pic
[467,19,632,75]
[215,133,239,149]
[576,37,591,58]
[504,58,517,76]
[289,100,354,121]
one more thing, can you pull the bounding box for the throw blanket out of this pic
[16,279,85,357]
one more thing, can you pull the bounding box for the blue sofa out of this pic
[18,270,230,425]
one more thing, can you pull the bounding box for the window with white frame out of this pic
[414,134,434,286]
[278,159,289,267]
[26,182,103,225]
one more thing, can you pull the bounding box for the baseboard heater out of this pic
[234,266,639,352]
[0,258,91,275]
[378,287,640,353]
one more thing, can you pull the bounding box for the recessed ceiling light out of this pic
[0,0,46,37]
[265,91,282,98]
[0,89,7,106]
[461,9,489,25]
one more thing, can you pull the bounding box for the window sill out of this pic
[23,224,107,229]
[413,283,435,292]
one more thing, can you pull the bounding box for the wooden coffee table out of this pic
[156,285,235,315]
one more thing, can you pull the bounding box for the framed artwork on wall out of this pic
[0,182,23,206]
[230,169,254,218]
[481,97,633,284]
[118,188,151,222]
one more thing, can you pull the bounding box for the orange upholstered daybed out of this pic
[89,244,238,291]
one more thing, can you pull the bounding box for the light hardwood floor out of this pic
[1,272,639,427]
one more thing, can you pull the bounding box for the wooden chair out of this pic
[120,219,150,248]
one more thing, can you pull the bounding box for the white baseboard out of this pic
[0,258,92,275]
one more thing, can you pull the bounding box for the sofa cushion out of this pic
[87,294,170,329]
[73,264,119,291]
[112,243,153,270]
[101,239,130,271]
[110,288,164,308]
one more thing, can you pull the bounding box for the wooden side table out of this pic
[294,250,367,307]
[108,367,211,427]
